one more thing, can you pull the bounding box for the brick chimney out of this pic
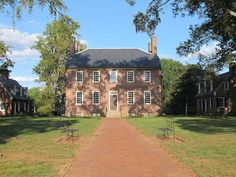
[0,68,10,79]
[148,36,157,55]
[69,38,79,56]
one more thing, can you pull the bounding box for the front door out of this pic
[109,91,118,111]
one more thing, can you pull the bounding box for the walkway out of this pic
[65,118,194,177]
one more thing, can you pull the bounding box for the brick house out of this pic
[0,68,33,116]
[195,65,236,115]
[65,37,162,117]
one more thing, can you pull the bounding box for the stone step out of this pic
[106,111,121,118]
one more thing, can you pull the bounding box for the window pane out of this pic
[77,71,83,82]
[127,91,134,104]
[93,91,100,105]
[76,92,83,104]
[127,71,134,82]
[93,71,100,82]
[110,71,117,83]
[144,71,151,82]
[144,91,151,104]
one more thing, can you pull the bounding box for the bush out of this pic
[37,104,52,116]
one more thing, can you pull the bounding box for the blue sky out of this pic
[0,0,216,88]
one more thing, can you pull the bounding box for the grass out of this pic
[0,117,102,177]
[128,116,236,177]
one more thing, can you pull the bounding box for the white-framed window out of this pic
[127,71,134,82]
[110,70,117,83]
[144,91,151,104]
[92,91,100,105]
[217,97,225,108]
[144,71,151,82]
[76,91,83,105]
[127,91,135,104]
[0,102,6,111]
[224,82,229,91]
[76,71,83,83]
[93,71,100,83]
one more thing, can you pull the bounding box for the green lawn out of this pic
[128,116,236,177]
[0,117,102,177]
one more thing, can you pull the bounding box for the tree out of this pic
[0,41,14,68]
[28,87,52,116]
[0,0,66,68]
[126,0,236,69]
[169,64,205,115]
[33,16,80,115]
[161,58,186,113]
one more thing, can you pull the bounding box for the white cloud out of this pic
[0,27,40,60]
[187,41,219,59]
[10,76,37,83]
[10,48,39,60]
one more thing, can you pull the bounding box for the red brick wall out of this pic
[65,68,162,117]
[0,86,12,116]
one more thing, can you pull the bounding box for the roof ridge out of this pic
[74,48,153,55]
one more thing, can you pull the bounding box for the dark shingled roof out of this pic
[66,49,161,68]
[0,77,30,100]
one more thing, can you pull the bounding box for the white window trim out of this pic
[92,91,100,105]
[224,82,229,91]
[127,91,135,105]
[93,71,100,83]
[0,102,6,112]
[217,97,225,108]
[144,91,151,105]
[76,71,83,83]
[76,91,83,105]
[109,91,118,111]
[110,70,117,83]
[127,71,135,83]
[144,71,151,82]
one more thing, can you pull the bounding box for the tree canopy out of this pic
[126,0,236,69]
[160,58,186,113]
[0,0,66,68]
[33,15,81,115]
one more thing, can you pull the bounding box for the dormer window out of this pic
[210,80,213,91]
[197,83,201,94]
[20,88,23,96]
[14,85,17,94]
[224,82,229,91]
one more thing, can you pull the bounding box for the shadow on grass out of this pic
[175,117,236,134]
[0,117,78,144]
